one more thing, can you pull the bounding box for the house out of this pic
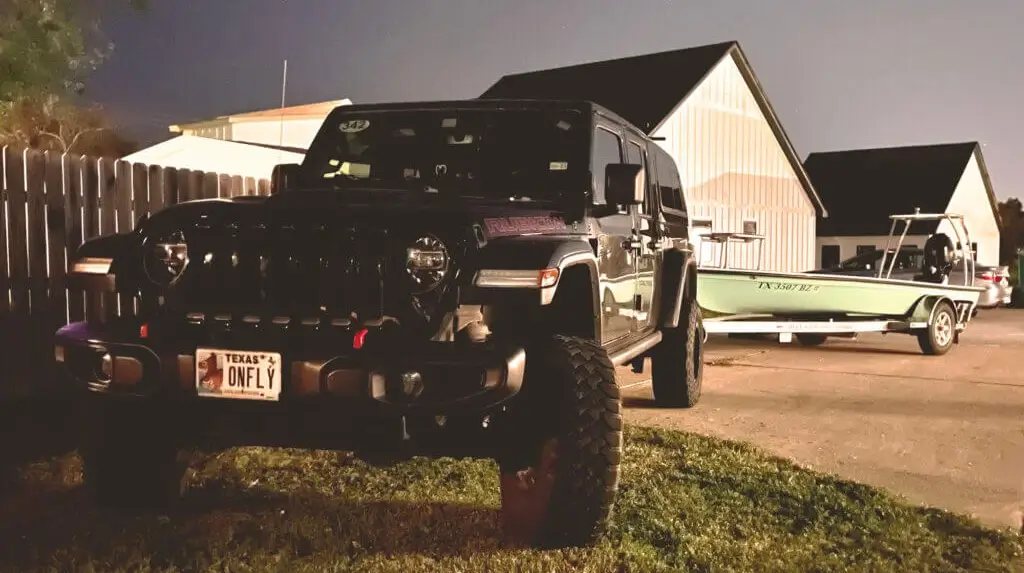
[120,135,305,182]
[122,99,350,180]
[169,99,351,150]
[804,142,1001,267]
[480,41,827,272]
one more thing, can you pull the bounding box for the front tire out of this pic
[495,335,622,549]
[650,296,704,407]
[79,398,186,512]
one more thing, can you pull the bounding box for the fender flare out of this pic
[658,250,697,329]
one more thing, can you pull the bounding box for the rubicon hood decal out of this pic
[482,215,569,238]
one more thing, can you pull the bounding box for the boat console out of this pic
[915,232,957,284]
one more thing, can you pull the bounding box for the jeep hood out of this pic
[137,192,589,241]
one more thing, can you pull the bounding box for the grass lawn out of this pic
[1,424,1021,573]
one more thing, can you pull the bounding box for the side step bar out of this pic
[608,331,663,366]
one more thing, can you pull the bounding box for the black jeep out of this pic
[55,98,704,548]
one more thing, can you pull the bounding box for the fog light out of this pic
[97,353,113,381]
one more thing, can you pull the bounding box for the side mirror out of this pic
[605,163,644,207]
[271,163,302,194]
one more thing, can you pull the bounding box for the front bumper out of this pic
[53,320,525,416]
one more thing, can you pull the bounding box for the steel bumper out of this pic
[53,321,526,415]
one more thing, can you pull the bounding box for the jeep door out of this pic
[624,137,657,334]
[592,124,636,345]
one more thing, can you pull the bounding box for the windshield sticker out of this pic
[549,161,568,171]
[323,159,371,179]
[556,120,572,131]
[339,119,370,133]
[441,118,457,128]
[447,134,475,145]
[482,216,569,238]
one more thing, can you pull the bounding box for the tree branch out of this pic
[67,126,107,151]
[37,130,69,151]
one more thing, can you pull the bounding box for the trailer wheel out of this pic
[795,334,828,347]
[918,301,956,356]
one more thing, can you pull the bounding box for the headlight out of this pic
[405,235,449,294]
[143,229,188,285]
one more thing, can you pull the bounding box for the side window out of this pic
[627,140,651,214]
[592,127,622,206]
[655,150,685,213]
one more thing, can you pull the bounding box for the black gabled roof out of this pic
[804,142,999,237]
[481,42,735,133]
[479,41,827,216]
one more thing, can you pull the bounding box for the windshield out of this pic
[299,108,588,202]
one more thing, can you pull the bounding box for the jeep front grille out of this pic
[163,220,410,325]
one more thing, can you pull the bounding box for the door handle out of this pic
[622,237,643,250]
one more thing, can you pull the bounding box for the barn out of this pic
[804,142,1001,267]
[480,41,827,273]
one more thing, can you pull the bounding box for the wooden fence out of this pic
[0,146,272,397]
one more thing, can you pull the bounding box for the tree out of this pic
[0,98,138,158]
[998,198,1023,265]
[0,0,146,155]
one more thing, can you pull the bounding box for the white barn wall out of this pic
[938,153,1000,266]
[183,123,232,140]
[179,118,326,151]
[651,54,817,273]
[815,235,930,267]
[231,119,325,150]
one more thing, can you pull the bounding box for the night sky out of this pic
[88,0,1023,199]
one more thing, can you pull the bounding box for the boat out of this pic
[693,211,986,355]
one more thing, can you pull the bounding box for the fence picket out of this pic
[64,155,86,323]
[133,162,150,225]
[24,150,48,319]
[45,152,70,327]
[149,165,168,214]
[0,148,10,318]
[202,171,219,199]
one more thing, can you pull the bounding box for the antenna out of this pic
[277,59,288,165]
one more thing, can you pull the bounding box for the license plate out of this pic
[195,348,282,401]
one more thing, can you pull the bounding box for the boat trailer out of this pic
[700,298,975,355]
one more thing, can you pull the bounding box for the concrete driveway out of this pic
[620,308,1024,531]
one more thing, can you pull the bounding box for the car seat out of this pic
[914,233,956,284]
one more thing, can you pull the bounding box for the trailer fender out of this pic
[908,295,957,327]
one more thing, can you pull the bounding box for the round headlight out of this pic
[143,229,189,285]
[405,235,449,294]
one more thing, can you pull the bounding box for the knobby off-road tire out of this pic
[917,301,957,356]
[496,335,623,549]
[79,398,186,512]
[650,296,704,408]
